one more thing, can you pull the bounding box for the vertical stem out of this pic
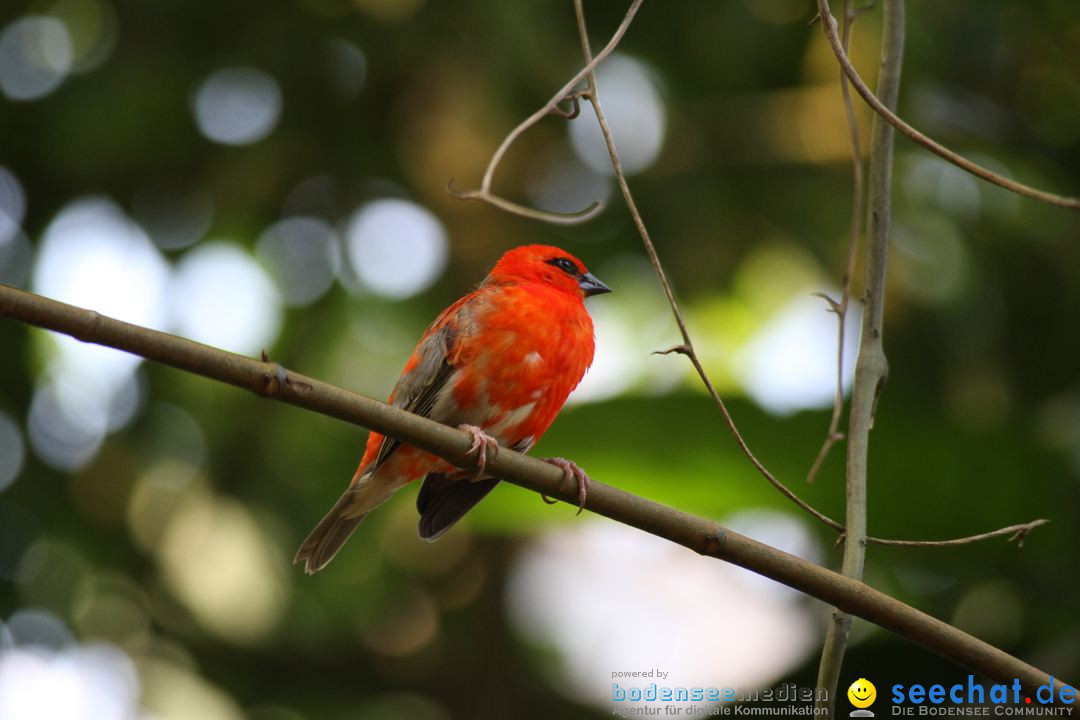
[806,0,865,485]
[815,0,904,713]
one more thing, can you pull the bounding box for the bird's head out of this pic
[487,245,612,300]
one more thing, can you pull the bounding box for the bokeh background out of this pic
[2,0,1079,718]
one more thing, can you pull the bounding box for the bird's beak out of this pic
[579,272,612,297]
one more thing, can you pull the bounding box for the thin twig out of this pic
[866,518,1050,548]
[814,0,1080,211]
[0,283,1073,704]
[806,0,865,484]
[816,0,903,711]
[448,0,646,224]
[447,179,603,224]
[550,90,586,119]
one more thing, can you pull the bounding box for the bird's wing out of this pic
[366,296,474,473]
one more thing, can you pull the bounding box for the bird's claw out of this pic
[458,424,498,481]
[540,457,591,515]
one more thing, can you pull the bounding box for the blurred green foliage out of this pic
[1,0,1079,718]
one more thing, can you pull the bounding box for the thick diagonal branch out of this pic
[0,284,1073,705]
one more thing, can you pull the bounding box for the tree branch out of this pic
[0,282,1073,703]
[816,0,902,710]
[814,0,1080,211]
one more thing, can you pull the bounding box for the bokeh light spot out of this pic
[734,292,859,416]
[0,166,26,244]
[28,381,106,472]
[527,150,613,215]
[893,217,970,307]
[170,241,282,355]
[507,520,818,709]
[344,199,448,298]
[256,216,341,307]
[0,644,139,720]
[49,0,118,73]
[903,156,981,218]
[0,411,27,493]
[193,67,282,146]
[72,574,152,646]
[282,174,339,219]
[139,656,246,720]
[131,184,214,251]
[127,460,201,554]
[360,589,439,657]
[31,198,169,470]
[0,167,31,287]
[159,493,289,644]
[569,54,666,176]
[0,231,32,288]
[5,608,74,651]
[0,16,73,101]
[15,540,91,616]
[141,404,207,470]
[34,197,170,331]
[325,38,367,101]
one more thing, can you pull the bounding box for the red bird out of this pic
[295,244,611,573]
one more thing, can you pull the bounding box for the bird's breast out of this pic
[451,285,595,445]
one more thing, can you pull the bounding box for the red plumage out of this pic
[295,244,610,573]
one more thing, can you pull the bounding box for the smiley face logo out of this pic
[847,679,877,715]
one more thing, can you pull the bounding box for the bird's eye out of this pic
[545,257,580,276]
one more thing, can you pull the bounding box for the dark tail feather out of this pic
[417,474,499,541]
[294,489,369,574]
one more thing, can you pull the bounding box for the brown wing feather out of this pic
[369,321,457,472]
[368,294,480,472]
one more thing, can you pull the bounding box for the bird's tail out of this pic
[296,469,397,574]
[294,488,368,574]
